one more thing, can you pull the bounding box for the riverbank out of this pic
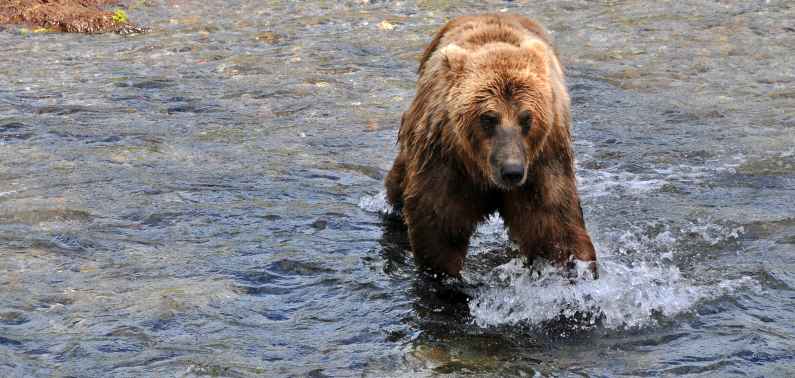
[0,0,144,33]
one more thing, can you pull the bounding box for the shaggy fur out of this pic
[385,14,597,278]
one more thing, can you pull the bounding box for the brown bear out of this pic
[385,14,597,278]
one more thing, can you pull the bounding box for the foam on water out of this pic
[684,218,744,246]
[574,152,747,199]
[577,170,667,198]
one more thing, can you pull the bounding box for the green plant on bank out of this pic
[112,9,128,24]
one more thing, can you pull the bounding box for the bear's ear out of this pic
[519,38,547,53]
[440,44,468,74]
[519,38,551,71]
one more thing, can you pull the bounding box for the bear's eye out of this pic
[518,110,533,133]
[479,111,500,132]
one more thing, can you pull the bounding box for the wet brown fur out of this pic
[385,14,597,277]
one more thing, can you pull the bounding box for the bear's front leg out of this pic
[401,170,494,278]
[403,208,472,278]
[500,170,597,278]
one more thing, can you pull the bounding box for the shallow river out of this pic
[1,0,794,376]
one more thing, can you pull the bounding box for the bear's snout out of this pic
[490,127,527,188]
[500,162,525,186]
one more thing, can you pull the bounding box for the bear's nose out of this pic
[501,163,524,185]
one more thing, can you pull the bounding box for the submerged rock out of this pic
[0,0,146,34]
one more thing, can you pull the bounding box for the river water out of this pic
[1,1,793,376]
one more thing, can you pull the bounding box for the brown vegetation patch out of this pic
[0,0,146,34]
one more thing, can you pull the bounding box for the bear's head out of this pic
[439,40,562,190]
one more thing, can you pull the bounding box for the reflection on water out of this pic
[1,0,794,376]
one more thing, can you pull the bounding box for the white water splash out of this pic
[358,191,393,214]
[470,214,511,251]
[469,220,756,330]
[469,258,758,330]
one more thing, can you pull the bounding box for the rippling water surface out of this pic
[1,1,794,376]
